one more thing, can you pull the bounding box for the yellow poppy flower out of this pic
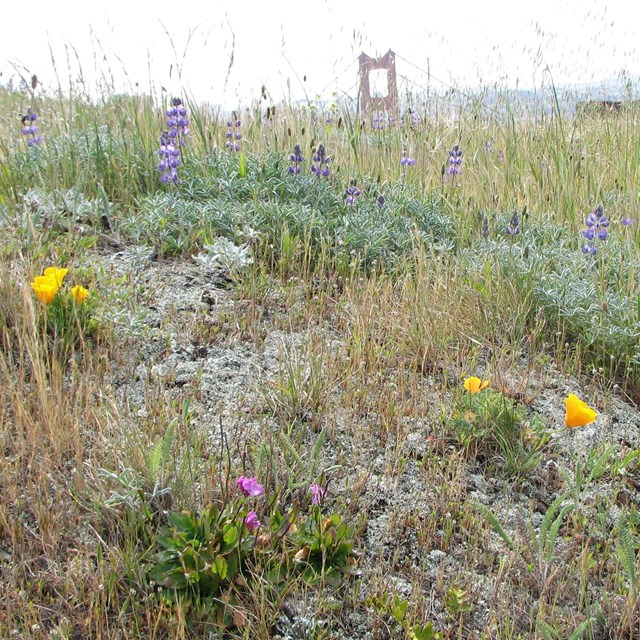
[71,285,89,304]
[564,393,598,428]
[31,277,58,304]
[464,376,490,394]
[43,266,68,287]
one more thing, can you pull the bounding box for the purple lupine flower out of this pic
[309,483,327,505]
[288,144,304,174]
[400,145,416,167]
[376,194,385,209]
[622,217,634,227]
[406,109,419,127]
[371,112,385,130]
[482,215,490,239]
[244,511,261,532]
[21,107,44,146]
[165,97,189,146]
[505,210,521,236]
[446,144,463,176]
[225,113,242,151]
[157,132,182,185]
[345,184,361,204]
[236,476,264,497]
[311,144,330,177]
[581,205,609,255]
[157,98,188,184]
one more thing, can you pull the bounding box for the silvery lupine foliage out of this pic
[311,144,330,177]
[193,237,253,273]
[344,185,361,204]
[158,98,189,184]
[288,144,304,174]
[447,144,463,176]
[505,211,521,236]
[582,205,609,255]
[21,107,44,146]
[226,114,242,151]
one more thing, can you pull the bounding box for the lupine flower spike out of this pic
[481,216,490,239]
[288,144,304,174]
[21,107,44,146]
[166,97,189,146]
[581,205,609,255]
[157,133,182,184]
[371,112,384,130]
[345,184,361,204]
[311,144,331,177]
[505,211,521,236]
[446,144,463,177]
[157,98,188,185]
[400,145,416,167]
[226,114,242,151]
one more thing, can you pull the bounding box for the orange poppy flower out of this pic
[464,376,490,394]
[71,285,89,304]
[31,275,59,304]
[43,266,68,287]
[564,393,598,428]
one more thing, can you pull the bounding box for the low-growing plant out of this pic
[143,474,357,630]
[285,504,355,587]
[148,504,254,619]
[29,264,97,356]
[559,443,640,503]
[369,592,443,640]
[449,381,548,477]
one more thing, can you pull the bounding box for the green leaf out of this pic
[390,594,408,623]
[213,555,228,581]
[412,622,438,640]
[223,524,239,546]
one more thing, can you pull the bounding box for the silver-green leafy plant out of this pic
[193,236,253,275]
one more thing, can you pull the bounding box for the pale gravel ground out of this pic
[91,247,640,638]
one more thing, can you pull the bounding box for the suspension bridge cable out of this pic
[319,56,361,97]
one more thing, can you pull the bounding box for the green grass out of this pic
[2,78,640,639]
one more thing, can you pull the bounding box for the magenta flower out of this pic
[309,483,327,505]
[236,476,264,497]
[244,511,261,532]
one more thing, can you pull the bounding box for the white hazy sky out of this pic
[2,0,640,106]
